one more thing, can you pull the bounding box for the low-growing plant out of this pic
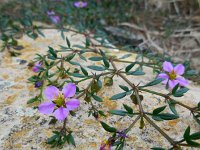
[27,29,200,149]
[0,0,199,149]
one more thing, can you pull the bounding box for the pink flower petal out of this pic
[168,80,179,89]
[50,16,60,24]
[32,62,42,73]
[66,99,80,110]
[47,10,55,16]
[163,61,173,73]
[38,102,55,114]
[157,73,169,79]
[174,64,185,75]
[157,73,169,85]
[176,77,188,87]
[44,86,59,100]
[74,1,88,8]
[62,83,76,98]
[162,79,168,84]
[100,144,106,150]
[54,107,69,121]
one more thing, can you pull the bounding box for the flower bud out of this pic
[35,81,43,88]
[104,76,113,86]
[84,94,91,103]
[130,94,143,105]
[93,111,99,119]
[32,62,42,73]
[91,81,101,93]
[139,117,145,129]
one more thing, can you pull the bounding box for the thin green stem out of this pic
[140,88,195,111]
[110,59,144,116]
[125,115,140,134]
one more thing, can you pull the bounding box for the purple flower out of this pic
[74,1,88,8]
[100,140,111,150]
[47,10,61,24]
[38,83,80,121]
[117,132,128,138]
[32,62,42,73]
[50,16,61,24]
[157,61,188,89]
[35,81,43,88]
[47,10,55,16]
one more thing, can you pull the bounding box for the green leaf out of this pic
[99,49,106,57]
[36,29,45,37]
[73,44,86,49]
[28,76,40,82]
[123,104,133,114]
[143,78,164,87]
[100,121,117,133]
[194,115,200,125]
[27,97,39,104]
[69,61,80,66]
[66,37,71,48]
[110,92,127,100]
[128,69,145,76]
[119,85,129,92]
[102,57,110,68]
[92,94,103,102]
[190,132,200,140]
[119,54,132,59]
[71,73,85,78]
[89,57,103,61]
[153,106,166,115]
[152,115,164,121]
[172,84,179,94]
[48,46,57,59]
[112,141,122,146]
[173,87,189,97]
[186,70,197,76]
[85,37,90,48]
[80,66,88,76]
[184,126,190,141]
[65,53,75,61]
[88,65,106,71]
[158,113,179,120]
[125,62,136,72]
[98,110,106,117]
[47,134,59,144]
[186,140,200,147]
[78,54,87,61]
[61,30,65,40]
[168,101,178,115]
[66,133,76,146]
[108,110,128,116]
[183,126,200,147]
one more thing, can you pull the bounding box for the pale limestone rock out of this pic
[0,29,199,150]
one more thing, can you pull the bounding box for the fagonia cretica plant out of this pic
[0,1,199,149]
[27,29,200,150]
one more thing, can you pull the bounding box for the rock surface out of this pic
[0,29,199,150]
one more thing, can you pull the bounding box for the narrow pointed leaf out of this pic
[125,62,136,72]
[100,121,117,133]
[110,92,127,100]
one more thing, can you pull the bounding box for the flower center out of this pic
[54,93,65,107]
[169,70,177,80]
[79,2,83,7]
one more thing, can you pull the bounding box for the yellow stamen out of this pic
[54,93,65,107]
[169,70,177,80]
